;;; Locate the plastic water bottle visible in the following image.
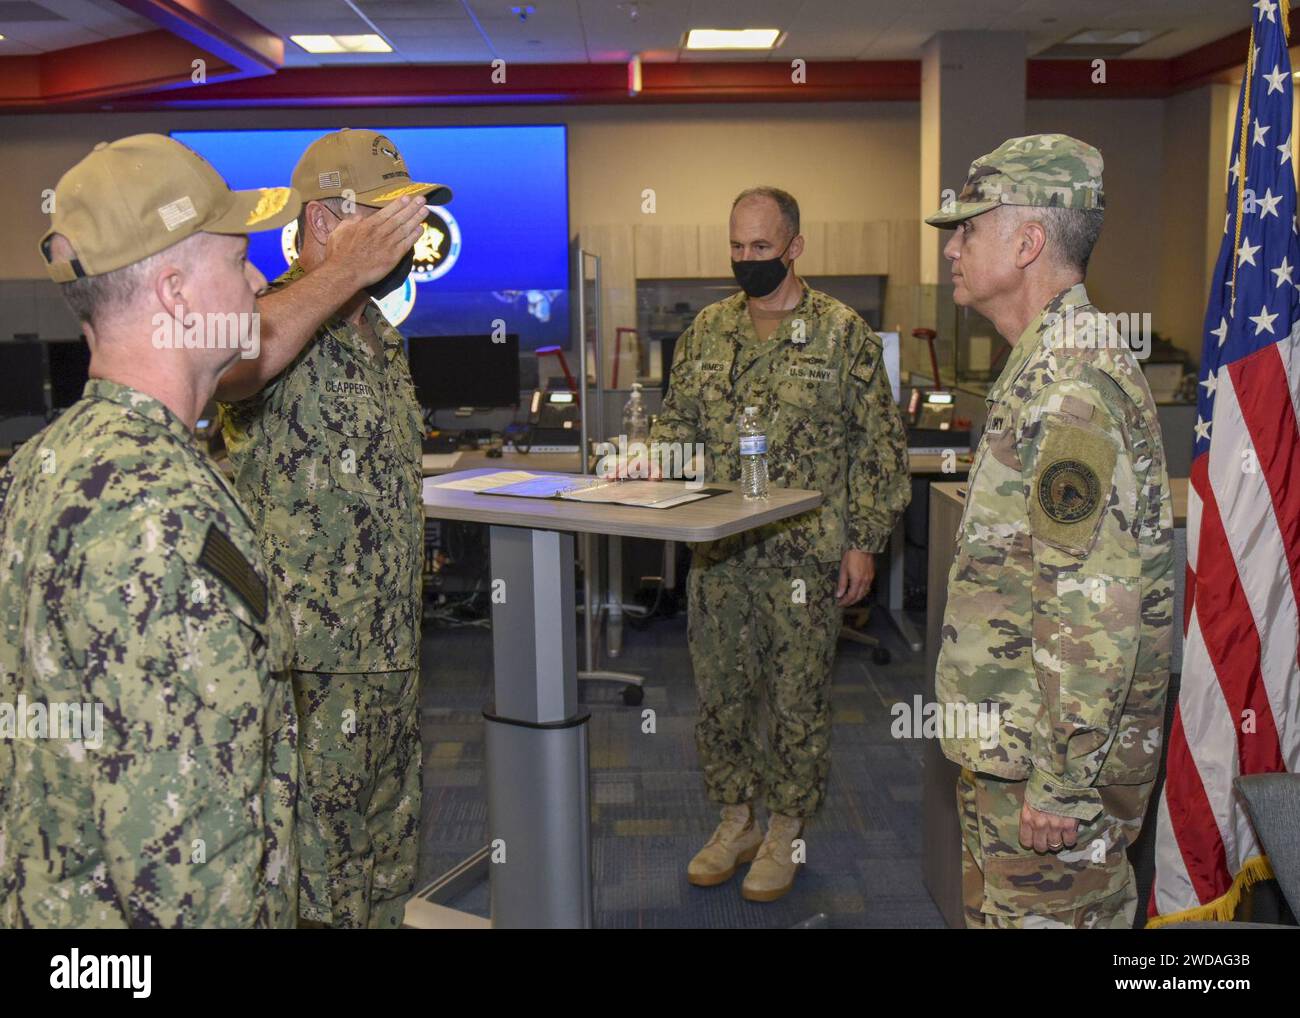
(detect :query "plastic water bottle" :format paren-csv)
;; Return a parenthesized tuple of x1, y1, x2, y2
(622, 382, 648, 444)
(739, 405, 769, 500)
(621, 382, 649, 480)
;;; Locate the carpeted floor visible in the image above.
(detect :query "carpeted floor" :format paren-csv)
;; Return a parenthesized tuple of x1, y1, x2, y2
(416, 603, 946, 929)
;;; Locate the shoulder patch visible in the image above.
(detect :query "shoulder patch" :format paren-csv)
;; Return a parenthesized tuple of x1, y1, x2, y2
(1038, 459, 1100, 523)
(198, 524, 268, 622)
(1028, 420, 1118, 555)
(849, 341, 880, 385)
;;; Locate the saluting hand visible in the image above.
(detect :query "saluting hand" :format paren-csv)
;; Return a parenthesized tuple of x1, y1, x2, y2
(325, 195, 430, 291)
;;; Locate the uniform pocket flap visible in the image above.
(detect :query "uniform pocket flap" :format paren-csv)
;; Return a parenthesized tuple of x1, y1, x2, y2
(982, 828, 1130, 916)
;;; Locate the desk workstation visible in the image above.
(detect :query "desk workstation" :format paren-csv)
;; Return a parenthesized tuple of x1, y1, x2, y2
(409, 467, 821, 928)
(404, 318, 978, 928)
(421, 444, 971, 677)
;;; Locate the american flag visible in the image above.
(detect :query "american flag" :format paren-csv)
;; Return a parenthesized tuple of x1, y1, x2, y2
(1150, 0, 1300, 925)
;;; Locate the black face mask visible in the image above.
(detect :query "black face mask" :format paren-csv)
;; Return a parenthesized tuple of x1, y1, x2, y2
(731, 236, 794, 298)
(366, 246, 415, 300)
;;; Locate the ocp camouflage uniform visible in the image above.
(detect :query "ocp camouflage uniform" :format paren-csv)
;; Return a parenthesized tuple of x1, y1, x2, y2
(935, 285, 1174, 928)
(652, 285, 910, 818)
(0, 380, 298, 928)
(219, 261, 425, 929)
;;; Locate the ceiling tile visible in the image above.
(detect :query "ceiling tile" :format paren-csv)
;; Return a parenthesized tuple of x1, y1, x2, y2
(0, 1, 1262, 64)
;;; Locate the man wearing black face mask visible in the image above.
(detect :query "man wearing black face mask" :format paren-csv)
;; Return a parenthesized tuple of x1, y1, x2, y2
(652, 187, 910, 902)
(216, 129, 450, 928)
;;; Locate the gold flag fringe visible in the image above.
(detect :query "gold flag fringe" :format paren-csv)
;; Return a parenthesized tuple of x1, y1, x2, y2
(1145, 854, 1276, 927)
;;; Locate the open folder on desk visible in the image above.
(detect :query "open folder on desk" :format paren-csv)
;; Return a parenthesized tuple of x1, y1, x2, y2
(427, 470, 541, 493)
(482, 474, 727, 509)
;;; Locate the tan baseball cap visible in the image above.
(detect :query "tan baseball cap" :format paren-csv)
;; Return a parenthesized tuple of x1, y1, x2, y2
(39, 133, 300, 283)
(291, 128, 451, 208)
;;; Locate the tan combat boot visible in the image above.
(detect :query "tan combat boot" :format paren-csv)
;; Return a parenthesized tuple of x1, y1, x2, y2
(741, 812, 804, 902)
(687, 803, 764, 887)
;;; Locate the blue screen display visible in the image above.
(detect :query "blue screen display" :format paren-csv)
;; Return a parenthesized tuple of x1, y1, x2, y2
(173, 126, 570, 349)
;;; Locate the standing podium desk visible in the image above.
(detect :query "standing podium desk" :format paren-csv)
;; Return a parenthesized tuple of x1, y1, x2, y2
(413, 468, 822, 929)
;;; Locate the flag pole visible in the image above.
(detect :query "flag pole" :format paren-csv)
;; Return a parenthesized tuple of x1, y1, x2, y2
(1231, 27, 1254, 303)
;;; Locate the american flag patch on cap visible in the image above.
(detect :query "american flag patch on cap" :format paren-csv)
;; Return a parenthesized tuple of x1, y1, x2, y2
(318, 170, 342, 190)
(157, 196, 197, 231)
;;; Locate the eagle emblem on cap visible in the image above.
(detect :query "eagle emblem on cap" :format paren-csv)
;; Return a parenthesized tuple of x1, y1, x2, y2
(246, 187, 292, 227)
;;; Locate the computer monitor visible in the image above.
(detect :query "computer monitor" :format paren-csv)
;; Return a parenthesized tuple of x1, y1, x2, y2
(46, 339, 91, 410)
(0, 342, 47, 418)
(407, 334, 521, 410)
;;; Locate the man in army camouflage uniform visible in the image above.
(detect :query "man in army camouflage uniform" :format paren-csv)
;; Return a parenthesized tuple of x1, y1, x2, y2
(652, 187, 910, 902)
(217, 129, 445, 928)
(0, 135, 301, 927)
(927, 135, 1174, 928)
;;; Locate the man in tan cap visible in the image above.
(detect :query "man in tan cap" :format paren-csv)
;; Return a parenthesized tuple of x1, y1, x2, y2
(217, 128, 449, 928)
(926, 134, 1173, 928)
(0, 134, 301, 927)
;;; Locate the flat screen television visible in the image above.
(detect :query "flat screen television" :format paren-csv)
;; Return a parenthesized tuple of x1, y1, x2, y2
(172, 126, 570, 350)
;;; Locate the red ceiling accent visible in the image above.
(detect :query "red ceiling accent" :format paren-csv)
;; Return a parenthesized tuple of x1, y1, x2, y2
(89, 60, 922, 109)
(639, 60, 921, 101)
(0, 30, 237, 107)
(0, 9, 1268, 111)
(0, 0, 279, 108)
(1169, 26, 1258, 91)
(1028, 9, 1291, 98)
(113, 0, 282, 72)
(1027, 59, 1176, 100)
